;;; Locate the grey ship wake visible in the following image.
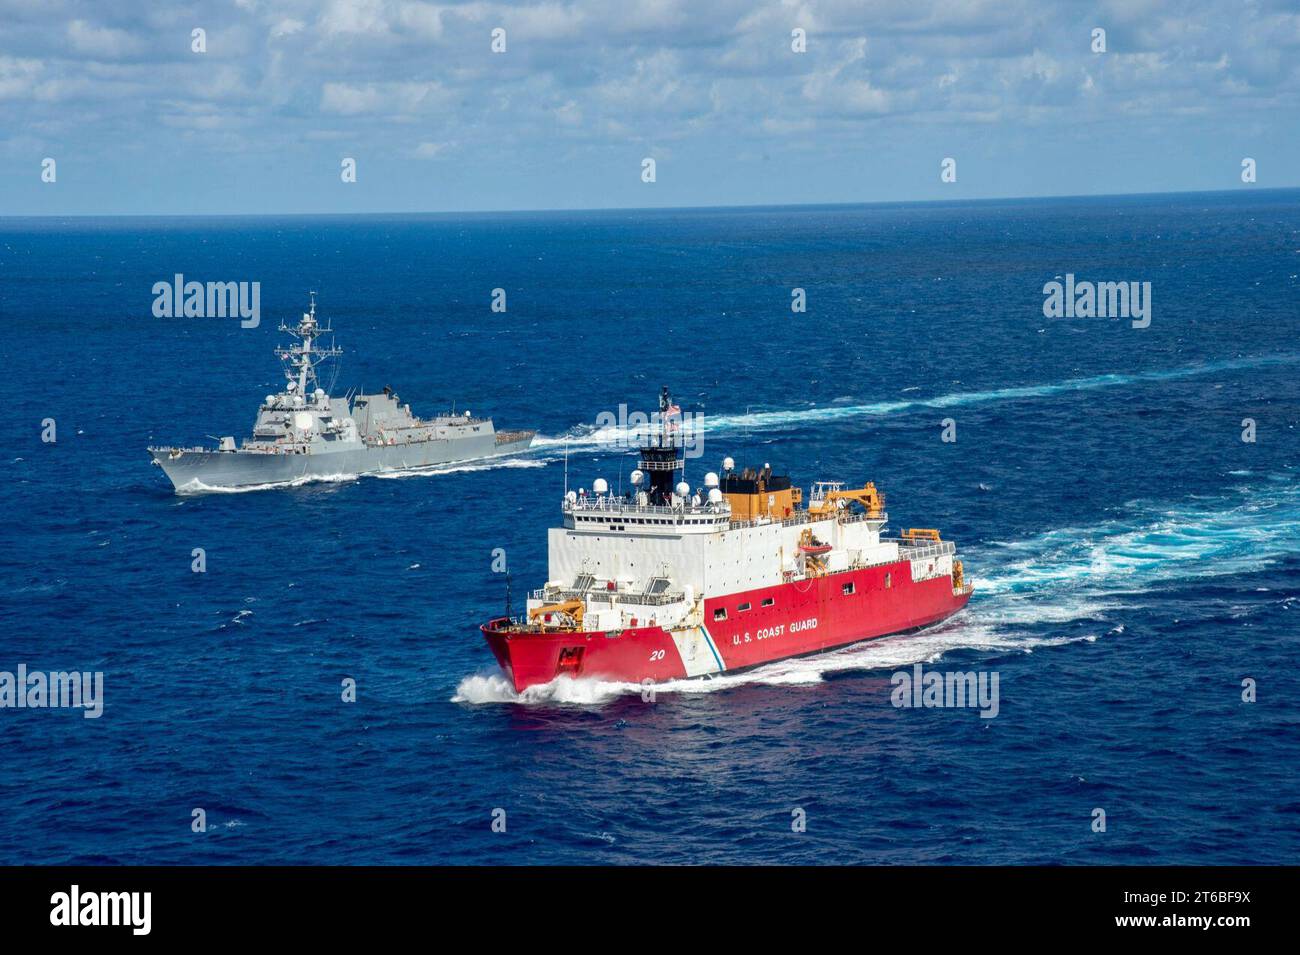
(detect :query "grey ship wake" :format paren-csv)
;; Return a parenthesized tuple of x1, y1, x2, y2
(150, 294, 535, 492)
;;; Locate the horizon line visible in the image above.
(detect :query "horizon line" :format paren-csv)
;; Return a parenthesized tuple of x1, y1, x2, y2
(3, 185, 1296, 222)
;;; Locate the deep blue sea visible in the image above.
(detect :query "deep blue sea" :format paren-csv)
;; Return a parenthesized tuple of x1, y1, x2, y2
(2, 191, 1298, 865)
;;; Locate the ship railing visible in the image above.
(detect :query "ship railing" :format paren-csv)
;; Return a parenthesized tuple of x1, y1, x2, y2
(882, 538, 957, 561)
(728, 510, 884, 531)
(563, 498, 731, 518)
(530, 588, 685, 607)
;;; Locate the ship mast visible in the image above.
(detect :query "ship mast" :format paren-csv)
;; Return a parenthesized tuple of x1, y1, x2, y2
(275, 292, 342, 399)
(638, 385, 684, 506)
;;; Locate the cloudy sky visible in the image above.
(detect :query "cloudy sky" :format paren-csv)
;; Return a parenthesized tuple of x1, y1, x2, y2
(2, 0, 1297, 214)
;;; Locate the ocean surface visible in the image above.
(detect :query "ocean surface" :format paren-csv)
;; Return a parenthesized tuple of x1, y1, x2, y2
(2, 191, 1298, 865)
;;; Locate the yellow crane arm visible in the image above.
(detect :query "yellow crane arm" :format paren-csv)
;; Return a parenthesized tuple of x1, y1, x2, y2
(528, 599, 585, 627)
(807, 482, 885, 518)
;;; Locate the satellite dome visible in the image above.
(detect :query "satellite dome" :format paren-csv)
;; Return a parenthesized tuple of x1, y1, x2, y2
(464, 410, 471, 418)
(293, 411, 313, 431)
(593, 478, 609, 495)
(704, 472, 719, 488)
(675, 481, 690, 497)
(265, 395, 274, 406)
(708, 488, 723, 504)
(314, 388, 325, 400)
(566, 490, 577, 503)
(722, 456, 735, 472)
(630, 469, 644, 486)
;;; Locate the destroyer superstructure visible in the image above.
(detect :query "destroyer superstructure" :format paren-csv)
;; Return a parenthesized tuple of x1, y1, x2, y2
(482, 387, 972, 691)
(150, 294, 534, 491)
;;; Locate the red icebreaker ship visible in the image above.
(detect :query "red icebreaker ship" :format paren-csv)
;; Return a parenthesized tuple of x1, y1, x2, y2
(482, 388, 973, 692)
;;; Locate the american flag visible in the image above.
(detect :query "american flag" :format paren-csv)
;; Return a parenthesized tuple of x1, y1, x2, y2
(665, 403, 681, 432)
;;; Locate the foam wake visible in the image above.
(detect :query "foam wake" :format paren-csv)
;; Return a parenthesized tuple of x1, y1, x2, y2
(530, 353, 1300, 453)
(175, 472, 361, 494)
(453, 475, 1300, 705)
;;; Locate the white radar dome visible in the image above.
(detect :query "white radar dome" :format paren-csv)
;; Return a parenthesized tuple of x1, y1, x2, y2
(566, 490, 577, 503)
(675, 481, 690, 497)
(704, 472, 719, 488)
(722, 456, 735, 472)
(630, 469, 644, 486)
(593, 478, 609, 495)
(293, 411, 313, 431)
(314, 388, 325, 401)
(708, 488, 723, 504)
(265, 395, 274, 406)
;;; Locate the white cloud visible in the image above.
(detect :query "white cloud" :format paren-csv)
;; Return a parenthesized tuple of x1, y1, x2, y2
(66, 19, 145, 59)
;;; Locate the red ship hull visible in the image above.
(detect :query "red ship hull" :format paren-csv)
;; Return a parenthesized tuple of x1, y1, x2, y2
(482, 557, 971, 692)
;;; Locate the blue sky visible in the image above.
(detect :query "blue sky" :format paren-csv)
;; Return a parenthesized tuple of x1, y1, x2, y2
(2, 0, 1297, 215)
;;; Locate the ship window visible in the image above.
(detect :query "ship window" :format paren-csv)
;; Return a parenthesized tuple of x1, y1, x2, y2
(713, 608, 727, 621)
(761, 597, 774, 607)
(738, 602, 751, 612)
(842, 582, 855, 596)
(884, 573, 892, 589)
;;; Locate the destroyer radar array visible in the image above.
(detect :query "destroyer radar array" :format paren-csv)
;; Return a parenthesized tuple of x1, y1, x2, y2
(149, 294, 535, 491)
(481, 386, 972, 691)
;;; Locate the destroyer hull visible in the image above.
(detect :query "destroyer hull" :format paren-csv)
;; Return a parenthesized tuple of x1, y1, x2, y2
(482, 557, 971, 692)
(152, 434, 534, 491)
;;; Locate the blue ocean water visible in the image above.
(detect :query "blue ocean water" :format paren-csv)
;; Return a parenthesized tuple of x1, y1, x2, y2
(2, 191, 1298, 865)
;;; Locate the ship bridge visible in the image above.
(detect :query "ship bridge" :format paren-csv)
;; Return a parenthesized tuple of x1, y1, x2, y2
(563, 494, 730, 534)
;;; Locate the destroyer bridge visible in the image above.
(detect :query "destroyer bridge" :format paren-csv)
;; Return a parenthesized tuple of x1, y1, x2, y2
(149, 292, 535, 491)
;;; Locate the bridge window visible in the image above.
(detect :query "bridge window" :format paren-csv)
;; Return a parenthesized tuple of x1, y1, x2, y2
(738, 602, 751, 612)
(884, 573, 892, 589)
(761, 597, 774, 607)
(713, 608, 727, 621)
(842, 582, 855, 595)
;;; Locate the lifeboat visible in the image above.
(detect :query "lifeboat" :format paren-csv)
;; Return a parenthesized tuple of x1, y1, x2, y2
(797, 529, 832, 555)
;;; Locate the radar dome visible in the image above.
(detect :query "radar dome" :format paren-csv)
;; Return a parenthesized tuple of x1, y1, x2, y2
(265, 395, 274, 406)
(704, 472, 719, 487)
(293, 411, 313, 431)
(593, 478, 609, 495)
(566, 490, 577, 503)
(314, 388, 325, 401)
(675, 481, 690, 497)
(722, 456, 735, 472)
(708, 488, 723, 504)
(630, 469, 644, 486)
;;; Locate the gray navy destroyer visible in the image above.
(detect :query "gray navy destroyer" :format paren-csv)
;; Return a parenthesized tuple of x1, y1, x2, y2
(150, 294, 535, 492)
